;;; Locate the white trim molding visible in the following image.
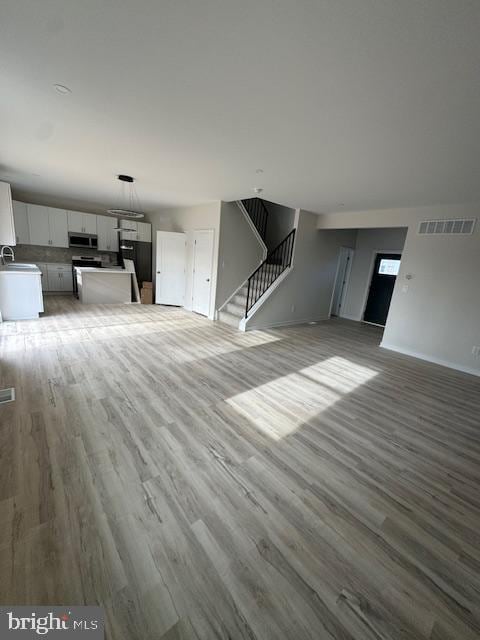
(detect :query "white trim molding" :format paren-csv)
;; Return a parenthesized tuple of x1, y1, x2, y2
(380, 341, 480, 378)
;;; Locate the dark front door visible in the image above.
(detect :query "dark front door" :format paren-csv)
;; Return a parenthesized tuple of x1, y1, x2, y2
(363, 253, 401, 326)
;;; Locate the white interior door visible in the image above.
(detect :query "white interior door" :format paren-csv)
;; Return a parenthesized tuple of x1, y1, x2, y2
(155, 231, 186, 306)
(192, 229, 214, 317)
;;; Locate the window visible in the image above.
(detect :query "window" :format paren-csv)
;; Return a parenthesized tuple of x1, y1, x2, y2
(378, 258, 400, 276)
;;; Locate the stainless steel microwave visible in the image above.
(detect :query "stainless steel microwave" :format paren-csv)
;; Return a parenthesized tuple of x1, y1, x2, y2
(68, 233, 98, 249)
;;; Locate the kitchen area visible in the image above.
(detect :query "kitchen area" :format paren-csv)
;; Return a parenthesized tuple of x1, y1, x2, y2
(0, 181, 152, 321)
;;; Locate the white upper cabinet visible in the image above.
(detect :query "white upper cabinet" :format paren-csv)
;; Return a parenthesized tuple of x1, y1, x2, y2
(28, 205, 68, 247)
(49, 209, 69, 247)
(67, 210, 97, 235)
(27, 205, 50, 246)
(137, 221, 152, 243)
(0, 182, 16, 246)
(97, 215, 119, 252)
(67, 210, 83, 234)
(12, 200, 30, 244)
(84, 212, 97, 234)
(118, 219, 151, 242)
(119, 219, 138, 241)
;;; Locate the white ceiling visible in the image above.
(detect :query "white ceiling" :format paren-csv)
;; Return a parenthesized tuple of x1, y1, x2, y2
(1, 1, 479, 215)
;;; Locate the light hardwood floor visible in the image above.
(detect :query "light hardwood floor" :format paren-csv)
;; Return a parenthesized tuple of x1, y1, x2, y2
(1, 296, 479, 639)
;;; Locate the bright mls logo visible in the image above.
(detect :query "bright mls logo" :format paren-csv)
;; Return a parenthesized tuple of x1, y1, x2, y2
(0, 607, 104, 638)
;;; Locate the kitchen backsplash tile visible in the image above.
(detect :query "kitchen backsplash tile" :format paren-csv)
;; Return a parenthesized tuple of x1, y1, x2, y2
(14, 244, 119, 264)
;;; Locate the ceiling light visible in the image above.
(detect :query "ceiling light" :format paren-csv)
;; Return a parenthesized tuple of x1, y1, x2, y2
(53, 84, 71, 94)
(253, 187, 264, 196)
(107, 174, 145, 219)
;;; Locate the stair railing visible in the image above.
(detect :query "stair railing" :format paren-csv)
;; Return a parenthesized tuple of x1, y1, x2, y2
(241, 198, 269, 241)
(245, 229, 296, 316)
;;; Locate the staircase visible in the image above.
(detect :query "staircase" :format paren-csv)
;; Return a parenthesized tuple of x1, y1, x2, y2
(218, 199, 296, 330)
(218, 263, 280, 328)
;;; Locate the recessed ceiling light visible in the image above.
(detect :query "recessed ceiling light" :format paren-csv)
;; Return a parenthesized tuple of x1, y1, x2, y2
(53, 84, 71, 94)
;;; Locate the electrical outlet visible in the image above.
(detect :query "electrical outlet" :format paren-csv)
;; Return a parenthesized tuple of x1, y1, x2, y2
(472, 346, 480, 358)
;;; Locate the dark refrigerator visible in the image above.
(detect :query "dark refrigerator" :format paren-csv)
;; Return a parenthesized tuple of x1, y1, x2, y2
(118, 241, 152, 287)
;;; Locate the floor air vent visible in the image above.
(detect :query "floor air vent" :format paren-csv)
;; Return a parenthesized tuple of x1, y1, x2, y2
(418, 218, 476, 236)
(0, 388, 15, 404)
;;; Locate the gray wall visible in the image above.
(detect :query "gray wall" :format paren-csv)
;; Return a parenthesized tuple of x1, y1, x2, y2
(318, 203, 480, 375)
(216, 201, 264, 309)
(246, 210, 357, 330)
(264, 200, 296, 251)
(384, 221, 480, 375)
(342, 227, 407, 320)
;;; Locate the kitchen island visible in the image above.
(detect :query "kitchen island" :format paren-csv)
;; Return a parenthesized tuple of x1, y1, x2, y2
(0, 263, 44, 320)
(75, 267, 131, 304)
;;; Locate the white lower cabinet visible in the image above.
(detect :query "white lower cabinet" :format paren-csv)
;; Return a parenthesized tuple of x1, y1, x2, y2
(43, 264, 73, 292)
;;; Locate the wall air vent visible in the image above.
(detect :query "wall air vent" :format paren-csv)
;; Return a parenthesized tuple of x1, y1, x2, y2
(418, 218, 476, 236)
(0, 388, 15, 404)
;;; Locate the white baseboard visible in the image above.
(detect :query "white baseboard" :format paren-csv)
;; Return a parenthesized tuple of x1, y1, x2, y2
(337, 313, 362, 322)
(380, 341, 480, 378)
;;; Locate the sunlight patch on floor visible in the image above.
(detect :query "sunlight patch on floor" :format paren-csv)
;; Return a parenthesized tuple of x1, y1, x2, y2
(0, 310, 282, 356)
(227, 356, 379, 440)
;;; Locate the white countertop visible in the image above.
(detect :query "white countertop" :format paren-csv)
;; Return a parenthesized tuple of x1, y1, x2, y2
(0, 263, 41, 275)
(75, 267, 128, 274)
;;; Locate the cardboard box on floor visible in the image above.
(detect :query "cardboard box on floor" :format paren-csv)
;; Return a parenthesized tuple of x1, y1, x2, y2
(141, 281, 153, 304)
(141, 289, 153, 304)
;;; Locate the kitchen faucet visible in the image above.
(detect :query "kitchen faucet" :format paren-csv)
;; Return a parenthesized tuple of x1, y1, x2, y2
(0, 246, 15, 265)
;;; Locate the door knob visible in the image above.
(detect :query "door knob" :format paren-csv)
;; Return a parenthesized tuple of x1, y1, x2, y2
(206, 278, 210, 282)
(157, 271, 161, 274)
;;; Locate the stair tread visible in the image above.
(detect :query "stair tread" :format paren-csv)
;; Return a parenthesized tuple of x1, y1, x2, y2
(218, 310, 241, 329)
(225, 302, 244, 317)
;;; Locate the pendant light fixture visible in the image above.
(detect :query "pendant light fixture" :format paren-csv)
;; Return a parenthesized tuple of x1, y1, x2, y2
(107, 174, 145, 219)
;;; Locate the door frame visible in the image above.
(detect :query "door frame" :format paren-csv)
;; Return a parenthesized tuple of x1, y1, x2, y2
(191, 228, 215, 317)
(361, 250, 402, 326)
(329, 247, 354, 318)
